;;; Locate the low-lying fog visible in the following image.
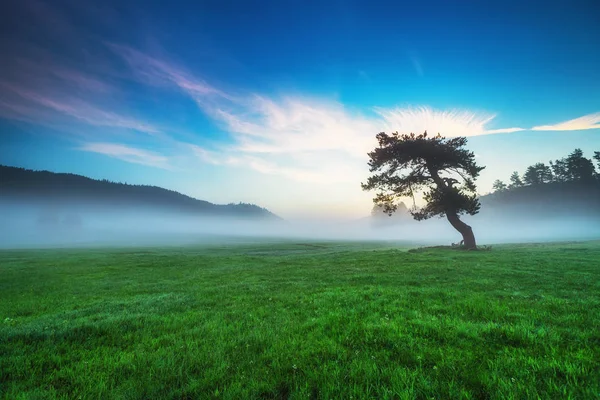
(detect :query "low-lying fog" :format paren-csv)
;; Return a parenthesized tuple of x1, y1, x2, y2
(1, 201, 599, 249)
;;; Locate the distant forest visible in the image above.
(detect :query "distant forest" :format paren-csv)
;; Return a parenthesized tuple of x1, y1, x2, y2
(491, 148, 600, 191)
(372, 148, 600, 221)
(0, 165, 279, 220)
(483, 148, 600, 217)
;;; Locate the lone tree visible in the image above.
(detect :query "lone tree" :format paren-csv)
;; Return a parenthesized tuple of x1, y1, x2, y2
(362, 131, 484, 249)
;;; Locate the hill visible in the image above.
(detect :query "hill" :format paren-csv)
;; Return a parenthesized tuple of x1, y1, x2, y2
(480, 181, 600, 218)
(0, 165, 279, 220)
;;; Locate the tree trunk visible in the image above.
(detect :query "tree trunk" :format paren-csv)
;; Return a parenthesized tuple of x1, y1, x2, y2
(424, 165, 478, 249)
(446, 212, 477, 249)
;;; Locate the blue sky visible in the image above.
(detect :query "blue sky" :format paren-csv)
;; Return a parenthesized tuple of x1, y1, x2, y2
(1, 0, 599, 218)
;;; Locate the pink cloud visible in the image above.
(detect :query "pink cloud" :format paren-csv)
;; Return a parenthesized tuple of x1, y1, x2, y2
(50, 68, 113, 93)
(0, 81, 159, 135)
(107, 44, 232, 101)
(9, 57, 114, 94)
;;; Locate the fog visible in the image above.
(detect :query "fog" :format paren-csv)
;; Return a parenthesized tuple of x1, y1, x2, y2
(1, 200, 599, 249)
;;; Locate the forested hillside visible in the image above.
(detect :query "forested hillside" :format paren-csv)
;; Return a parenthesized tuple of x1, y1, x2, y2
(0, 165, 279, 220)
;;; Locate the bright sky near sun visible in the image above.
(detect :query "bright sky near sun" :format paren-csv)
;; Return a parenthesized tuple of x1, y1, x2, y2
(1, 0, 599, 219)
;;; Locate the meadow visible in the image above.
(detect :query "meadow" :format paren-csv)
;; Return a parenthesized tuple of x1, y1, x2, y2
(1, 240, 599, 399)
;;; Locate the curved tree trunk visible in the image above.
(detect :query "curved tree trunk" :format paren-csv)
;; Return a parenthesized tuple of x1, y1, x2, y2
(446, 212, 477, 249)
(424, 166, 478, 249)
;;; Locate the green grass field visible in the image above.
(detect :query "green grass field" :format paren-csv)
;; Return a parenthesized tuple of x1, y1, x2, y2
(1, 240, 599, 399)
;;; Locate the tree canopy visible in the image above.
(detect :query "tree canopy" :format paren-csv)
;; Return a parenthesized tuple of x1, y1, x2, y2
(509, 171, 524, 188)
(564, 149, 596, 182)
(492, 179, 508, 192)
(523, 163, 553, 185)
(362, 131, 484, 249)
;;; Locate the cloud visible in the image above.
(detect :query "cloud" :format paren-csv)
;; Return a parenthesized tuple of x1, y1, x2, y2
(531, 112, 600, 131)
(483, 127, 525, 134)
(50, 67, 114, 93)
(107, 44, 230, 103)
(215, 97, 379, 153)
(375, 106, 495, 137)
(109, 48, 536, 183)
(10, 57, 114, 94)
(409, 56, 424, 77)
(0, 29, 156, 137)
(193, 100, 503, 183)
(79, 143, 172, 169)
(188, 144, 242, 166)
(0, 99, 55, 124)
(8, 40, 596, 184)
(358, 70, 371, 81)
(188, 143, 334, 182)
(0, 81, 159, 135)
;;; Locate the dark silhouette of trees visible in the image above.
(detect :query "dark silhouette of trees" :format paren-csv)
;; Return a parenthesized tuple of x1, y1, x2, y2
(549, 159, 569, 182)
(493, 149, 600, 191)
(492, 180, 507, 192)
(509, 171, 524, 188)
(362, 131, 484, 249)
(564, 149, 595, 182)
(0, 165, 278, 220)
(493, 148, 599, 194)
(523, 163, 553, 185)
(485, 149, 599, 219)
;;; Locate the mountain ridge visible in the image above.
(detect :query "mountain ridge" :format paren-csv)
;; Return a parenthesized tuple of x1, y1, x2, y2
(0, 165, 280, 220)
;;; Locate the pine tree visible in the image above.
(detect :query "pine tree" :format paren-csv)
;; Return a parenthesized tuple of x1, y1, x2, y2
(362, 131, 484, 249)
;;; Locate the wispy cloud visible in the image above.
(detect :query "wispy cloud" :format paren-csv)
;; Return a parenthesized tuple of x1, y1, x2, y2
(193, 98, 598, 183)
(532, 112, 600, 131)
(358, 70, 371, 82)
(0, 7, 157, 138)
(0, 99, 56, 125)
(50, 67, 114, 93)
(112, 48, 564, 183)
(409, 56, 424, 77)
(214, 97, 379, 153)
(483, 127, 525, 134)
(5, 35, 598, 182)
(107, 44, 230, 103)
(79, 143, 172, 169)
(375, 106, 494, 137)
(0, 81, 159, 135)
(190, 144, 338, 183)
(190, 99, 504, 182)
(10, 57, 115, 94)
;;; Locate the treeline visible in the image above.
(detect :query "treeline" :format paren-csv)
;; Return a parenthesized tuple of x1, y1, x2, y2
(0, 165, 278, 219)
(492, 149, 600, 192)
